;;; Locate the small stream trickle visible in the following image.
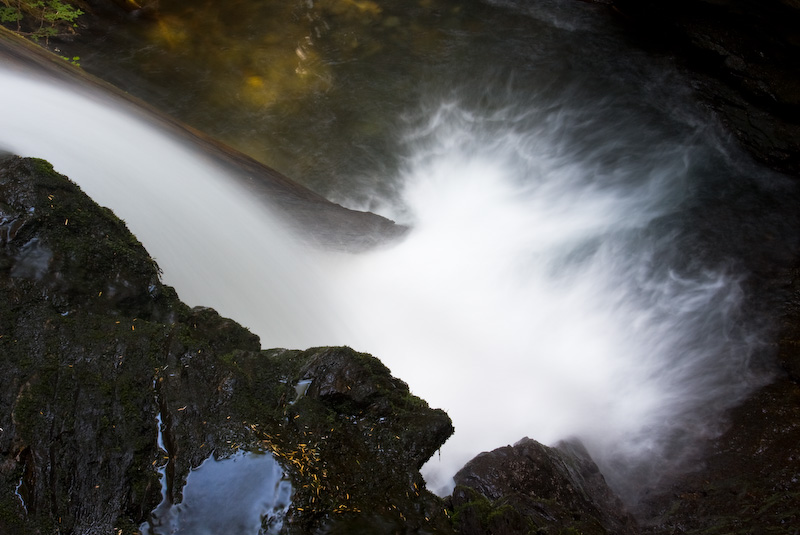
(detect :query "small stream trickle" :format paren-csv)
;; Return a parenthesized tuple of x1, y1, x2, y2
(14, 477, 27, 514)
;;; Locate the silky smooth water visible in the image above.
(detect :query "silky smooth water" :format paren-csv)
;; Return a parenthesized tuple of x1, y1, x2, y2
(2, 0, 797, 506)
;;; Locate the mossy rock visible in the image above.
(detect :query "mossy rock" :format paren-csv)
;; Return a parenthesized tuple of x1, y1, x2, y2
(0, 155, 455, 534)
(448, 438, 638, 535)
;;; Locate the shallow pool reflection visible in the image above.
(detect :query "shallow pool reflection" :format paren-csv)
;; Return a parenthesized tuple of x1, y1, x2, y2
(142, 451, 292, 535)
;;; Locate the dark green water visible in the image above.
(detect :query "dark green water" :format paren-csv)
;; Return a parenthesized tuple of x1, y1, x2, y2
(73, 0, 489, 202)
(71, 0, 700, 208)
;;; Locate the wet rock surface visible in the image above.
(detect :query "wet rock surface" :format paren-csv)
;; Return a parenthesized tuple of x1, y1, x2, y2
(0, 155, 451, 534)
(635, 379, 800, 534)
(449, 438, 638, 535)
(633, 265, 800, 535)
(610, 0, 800, 177)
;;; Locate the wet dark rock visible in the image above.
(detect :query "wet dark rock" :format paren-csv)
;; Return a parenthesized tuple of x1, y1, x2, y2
(632, 261, 800, 533)
(610, 0, 800, 177)
(298, 347, 454, 471)
(449, 437, 638, 535)
(635, 378, 800, 534)
(0, 156, 176, 534)
(778, 267, 800, 382)
(0, 155, 452, 534)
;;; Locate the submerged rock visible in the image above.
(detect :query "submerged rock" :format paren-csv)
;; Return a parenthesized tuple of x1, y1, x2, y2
(0, 155, 452, 534)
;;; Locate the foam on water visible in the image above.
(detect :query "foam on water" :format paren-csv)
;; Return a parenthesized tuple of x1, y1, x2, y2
(322, 98, 765, 497)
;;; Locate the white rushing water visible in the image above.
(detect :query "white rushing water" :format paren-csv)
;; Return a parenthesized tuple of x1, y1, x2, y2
(0, 36, 769, 507)
(326, 97, 765, 497)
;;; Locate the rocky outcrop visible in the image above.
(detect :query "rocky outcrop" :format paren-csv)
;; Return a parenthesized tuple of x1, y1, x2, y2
(610, 0, 800, 177)
(0, 155, 451, 534)
(448, 438, 638, 535)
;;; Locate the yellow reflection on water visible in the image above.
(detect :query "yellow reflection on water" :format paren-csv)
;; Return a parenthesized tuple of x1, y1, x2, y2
(134, 0, 472, 182)
(146, 1, 343, 110)
(153, 15, 189, 49)
(322, 0, 382, 18)
(238, 42, 333, 109)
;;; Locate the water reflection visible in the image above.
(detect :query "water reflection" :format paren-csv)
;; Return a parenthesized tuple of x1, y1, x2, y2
(77, 0, 475, 198)
(142, 452, 292, 535)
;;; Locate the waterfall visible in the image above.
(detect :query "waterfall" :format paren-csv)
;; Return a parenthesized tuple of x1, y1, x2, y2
(0, 67, 344, 347)
(322, 95, 772, 498)
(0, 18, 785, 503)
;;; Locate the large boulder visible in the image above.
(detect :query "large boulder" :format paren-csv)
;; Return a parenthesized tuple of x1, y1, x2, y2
(0, 155, 452, 534)
(448, 437, 638, 535)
